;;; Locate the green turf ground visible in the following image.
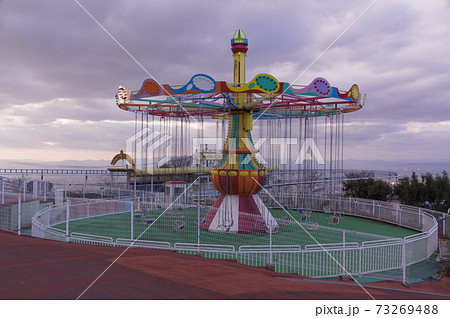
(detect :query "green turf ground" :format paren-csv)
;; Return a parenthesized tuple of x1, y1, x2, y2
(54, 208, 418, 249)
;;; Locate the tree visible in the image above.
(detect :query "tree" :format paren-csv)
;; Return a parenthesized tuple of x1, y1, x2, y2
(343, 178, 392, 201)
(422, 173, 437, 209)
(394, 171, 450, 213)
(394, 176, 412, 205)
(434, 171, 450, 212)
(393, 172, 426, 206)
(159, 155, 193, 168)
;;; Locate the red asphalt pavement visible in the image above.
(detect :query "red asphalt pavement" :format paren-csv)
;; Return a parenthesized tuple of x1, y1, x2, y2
(1, 230, 449, 300)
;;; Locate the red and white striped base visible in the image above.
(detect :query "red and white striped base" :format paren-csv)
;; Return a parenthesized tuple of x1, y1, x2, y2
(200, 194, 279, 234)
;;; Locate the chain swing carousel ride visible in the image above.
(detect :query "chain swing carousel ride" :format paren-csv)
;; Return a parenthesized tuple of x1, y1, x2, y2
(115, 30, 364, 237)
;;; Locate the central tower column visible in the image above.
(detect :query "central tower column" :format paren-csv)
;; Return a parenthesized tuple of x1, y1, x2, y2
(200, 30, 279, 234)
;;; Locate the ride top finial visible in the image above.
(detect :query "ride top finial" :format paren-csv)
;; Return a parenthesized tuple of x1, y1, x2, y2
(231, 29, 248, 53)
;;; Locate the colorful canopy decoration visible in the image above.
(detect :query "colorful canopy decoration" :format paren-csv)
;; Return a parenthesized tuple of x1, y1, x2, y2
(116, 73, 365, 119)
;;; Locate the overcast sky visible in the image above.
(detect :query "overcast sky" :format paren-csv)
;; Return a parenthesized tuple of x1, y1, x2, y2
(1, 0, 450, 165)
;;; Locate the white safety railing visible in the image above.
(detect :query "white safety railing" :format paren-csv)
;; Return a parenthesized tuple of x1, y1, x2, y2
(31, 196, 439, 284)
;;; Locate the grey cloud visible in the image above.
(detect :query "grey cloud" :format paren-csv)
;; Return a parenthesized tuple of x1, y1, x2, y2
(1, 0, 450, 162)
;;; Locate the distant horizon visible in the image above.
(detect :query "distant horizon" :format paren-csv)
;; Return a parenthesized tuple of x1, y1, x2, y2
(1, 158, 449, 176)
(3, 157, 450, 164)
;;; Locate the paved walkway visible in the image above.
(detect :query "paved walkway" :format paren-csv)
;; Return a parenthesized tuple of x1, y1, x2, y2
(1, 230, 449, 300)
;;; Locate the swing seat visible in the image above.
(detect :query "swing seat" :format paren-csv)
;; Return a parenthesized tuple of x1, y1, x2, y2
(146, 218, 154, 225)
(173, 223, 185, 231)
(166, 209, 177, 216)
(329, 216, 340, 225)
(307, 222, 319, 230)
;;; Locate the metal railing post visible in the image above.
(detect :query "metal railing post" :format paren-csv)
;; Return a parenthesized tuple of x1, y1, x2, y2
(419, 208, 422, 230)
(301, 250, 304, 276)
(342, 230, 346, 275)
(402, 238, 406, 285)
(197, 205, 200, 254)
(358, 246, 362, 276)
(18, 194, 21, 236)
(269, 223, 273, 265)
(131, 201, 134, 240)
(66, 200, 70, 242)
(134, 173, 137, 201)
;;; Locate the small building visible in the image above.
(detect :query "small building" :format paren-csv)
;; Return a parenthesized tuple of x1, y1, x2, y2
(165, 181, 187, 204)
